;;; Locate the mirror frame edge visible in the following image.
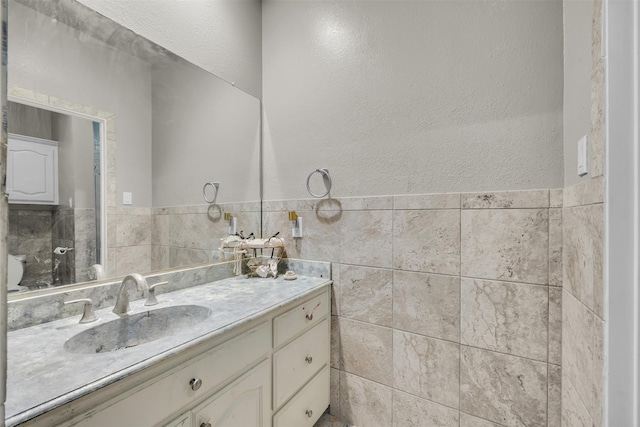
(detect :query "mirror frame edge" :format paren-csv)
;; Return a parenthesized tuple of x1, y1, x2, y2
(1, 0, 9, 420)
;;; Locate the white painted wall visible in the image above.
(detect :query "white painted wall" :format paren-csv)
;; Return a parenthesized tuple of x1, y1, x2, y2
(262, 0, 564, 199)
(52, 114, 95, 209)
(9, 1, 154, 206)
(151, 58, 261, 206)
(53, 114, 77, 209)
(564, 0, 593, 187)
(1, 0, 8, 419)
(76, 0, 262, 98)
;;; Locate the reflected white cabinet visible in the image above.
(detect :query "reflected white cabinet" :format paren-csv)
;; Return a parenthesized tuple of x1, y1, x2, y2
(7, 133, 59, 205)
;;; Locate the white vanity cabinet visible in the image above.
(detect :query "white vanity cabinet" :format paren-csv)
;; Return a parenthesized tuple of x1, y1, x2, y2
(68, 321, 272, 427)
(23, 286, 331, 427)
(7, 133, 59, 205)
(272, 291, 331, 426)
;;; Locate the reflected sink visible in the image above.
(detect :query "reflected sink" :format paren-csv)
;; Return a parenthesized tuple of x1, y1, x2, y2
(64, 305, 212, 354)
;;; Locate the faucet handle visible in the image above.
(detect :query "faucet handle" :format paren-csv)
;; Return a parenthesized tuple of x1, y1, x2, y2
(64, 298, 98, 324)
(145, 281, 168, 306)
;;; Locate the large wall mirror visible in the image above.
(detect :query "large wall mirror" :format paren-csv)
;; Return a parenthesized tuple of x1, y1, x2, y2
(7, 0, 262, 297)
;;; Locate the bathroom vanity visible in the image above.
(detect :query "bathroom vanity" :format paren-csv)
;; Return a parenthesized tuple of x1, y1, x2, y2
(5, 271, 331, 427)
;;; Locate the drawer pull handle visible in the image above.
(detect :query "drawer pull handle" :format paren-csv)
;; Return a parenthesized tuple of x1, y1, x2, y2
(190, 378, 203, 391)
(305, 313, 313, 321)
(200, 423, 212, 427)
(306, 409, 313, 418)
(305, 356, 313, 364)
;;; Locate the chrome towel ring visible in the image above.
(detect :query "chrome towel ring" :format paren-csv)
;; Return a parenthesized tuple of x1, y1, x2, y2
(203, 182, 220, 204)
(306, 168, 332, 198)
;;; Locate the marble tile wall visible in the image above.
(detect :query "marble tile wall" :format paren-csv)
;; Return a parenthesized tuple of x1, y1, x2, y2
(149, 202, 261, 273)
(51, 207, 75, 285)
(72, 208, 97, 283)
(561, 179, 604, 427)
(263, 189, 562, 427)
(93, 200, 261, 279)
(10, 205, 98, 288)
(107, 206, 153, 277)
(8, 206, 54, 288)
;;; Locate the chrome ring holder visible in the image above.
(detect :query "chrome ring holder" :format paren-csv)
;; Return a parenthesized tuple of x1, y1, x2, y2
(202, 182, 220, 204)
(306, 168, 332, 198)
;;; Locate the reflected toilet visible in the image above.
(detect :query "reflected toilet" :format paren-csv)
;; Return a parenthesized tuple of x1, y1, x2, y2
(8, 254, 27, 292)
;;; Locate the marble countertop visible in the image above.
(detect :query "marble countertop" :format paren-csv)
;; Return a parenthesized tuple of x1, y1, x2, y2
(6, 274, 331, 426)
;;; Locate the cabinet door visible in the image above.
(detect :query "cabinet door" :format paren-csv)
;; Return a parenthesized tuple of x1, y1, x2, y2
(7, 134, 59, 204)
(192, 360, 270, 427)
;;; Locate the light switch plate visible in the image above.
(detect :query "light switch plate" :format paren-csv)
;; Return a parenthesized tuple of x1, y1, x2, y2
(123, 192, 133, 205)
(578, 135, 588, 177)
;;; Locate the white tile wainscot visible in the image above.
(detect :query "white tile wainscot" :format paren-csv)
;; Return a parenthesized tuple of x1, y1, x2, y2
(6, 273, 331, 427)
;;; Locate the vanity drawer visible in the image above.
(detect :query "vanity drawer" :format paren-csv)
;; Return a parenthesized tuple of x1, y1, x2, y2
(273, 366, 330, 427)
(71, 322, 270, 427)
(273, 318, 329, 409)
(273, 290, 329, 348)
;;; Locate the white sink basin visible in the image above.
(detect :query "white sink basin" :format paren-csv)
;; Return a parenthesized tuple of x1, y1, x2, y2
(64, 305, 212, 354)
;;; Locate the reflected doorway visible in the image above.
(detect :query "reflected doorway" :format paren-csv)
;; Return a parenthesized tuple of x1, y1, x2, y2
(7, 101, 102, 289)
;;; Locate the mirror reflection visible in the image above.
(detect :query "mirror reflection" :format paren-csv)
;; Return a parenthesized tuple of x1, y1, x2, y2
(8, 102, 102, 290)
(7, 0, 261, 295)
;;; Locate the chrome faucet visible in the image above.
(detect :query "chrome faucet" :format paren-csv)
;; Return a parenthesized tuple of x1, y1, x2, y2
(113, 273, 149, 315)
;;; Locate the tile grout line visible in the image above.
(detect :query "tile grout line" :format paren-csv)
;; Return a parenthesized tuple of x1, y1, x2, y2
(345, 370, 460, 413)
(342, 313, 553, 365)
(562, 285, 605, 321)
(336, 204, 343, 421)
(390, 205, 395, 426)
(458, 409, 511, 427)
(459, 203, 462, 426)
(340, 261, 552, 288)
(546, 202, 551, 427)
(562, 370, 595, 424)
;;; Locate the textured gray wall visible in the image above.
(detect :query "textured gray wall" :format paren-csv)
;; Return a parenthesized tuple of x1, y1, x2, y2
(76, 0, 263, 98)
(151, 58, 261, 206)
(262, 1, 564, 199)
(7, 102, 53, 140)
(52, 114, 95, 210)
(563, 0, 594, 187)
(9, 1, 153, 206)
